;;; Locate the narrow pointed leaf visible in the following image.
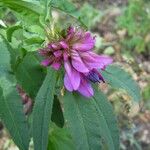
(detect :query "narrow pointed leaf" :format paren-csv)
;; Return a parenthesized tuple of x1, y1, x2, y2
(93, 87, 119, 150)
(0, 35, 11, 70)
(62, 92, 102, 150)
(0, 70, 30, 150)
(33, 68, 57, 150)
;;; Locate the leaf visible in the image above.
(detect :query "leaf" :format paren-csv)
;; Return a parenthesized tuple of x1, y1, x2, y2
(50, 0, 78, 15)
(33, 68, 57, 150)
(0, 35, 11, 70)
(47, 123, 75, 150)
(93, 87, 119, 150)
(0, 32, 20, 72)
(6, 24, 22, 42)
(0, 69, 30, 150)
(62, 91, 119, 150)
(0, 0, 44, 25)
(22, 36, 44, 52)
(15, 53, 45, 98)
(40, 0, 52, 22)
(101, 65, 141, 102)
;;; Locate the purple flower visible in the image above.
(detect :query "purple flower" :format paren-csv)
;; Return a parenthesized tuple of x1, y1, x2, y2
(39, 27, 113, 97)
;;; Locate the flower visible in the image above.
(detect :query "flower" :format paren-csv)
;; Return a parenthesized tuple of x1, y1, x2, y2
(39, 27, 112, 97)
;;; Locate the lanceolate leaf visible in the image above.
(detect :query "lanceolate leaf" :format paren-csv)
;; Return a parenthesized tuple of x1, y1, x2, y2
(0, 35, 11, 70)
(62, 90, 119, 150)
(62, 92, 102, 150)
(33, 68, 57, 150)
(0, 35, 18, 72)
(0, 69, 30, 150)
(93, 87, 119, 150)
(101, 65, 141, 102)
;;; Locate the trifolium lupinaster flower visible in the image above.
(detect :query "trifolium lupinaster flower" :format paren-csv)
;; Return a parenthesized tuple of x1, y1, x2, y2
(39, 26, 113, 97)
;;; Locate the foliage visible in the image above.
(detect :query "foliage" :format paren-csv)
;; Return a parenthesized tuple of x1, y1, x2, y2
(117, 0, 150, 53)
(0, 0, 141, 150)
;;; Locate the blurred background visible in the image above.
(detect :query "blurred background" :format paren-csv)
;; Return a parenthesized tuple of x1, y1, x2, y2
(0, 0, 150, 149)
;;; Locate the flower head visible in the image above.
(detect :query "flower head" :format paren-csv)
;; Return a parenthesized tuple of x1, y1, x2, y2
(39, 27, 113, 97)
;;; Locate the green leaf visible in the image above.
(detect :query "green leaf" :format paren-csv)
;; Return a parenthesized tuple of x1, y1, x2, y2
(0, 0, 44, 25)
(40, 0, 52, 22)
(62, 91, 119, 150)
(0, 35, 11, 70)
(50, 0, 78, 15)
(93, 87, 119, 150)
(0, 69, 30, 150)
(6, 24, 22, 42)
(22, 36, 44, 52)
(15, 53, 45, 98)
(33, 68, 57, 150)
(48, 123, 75, 150)
(101, 65, 141, 102)
(0, 29, 21, 72)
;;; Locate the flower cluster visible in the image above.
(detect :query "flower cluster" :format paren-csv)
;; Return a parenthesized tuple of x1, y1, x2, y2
(39, 27, 112, 97)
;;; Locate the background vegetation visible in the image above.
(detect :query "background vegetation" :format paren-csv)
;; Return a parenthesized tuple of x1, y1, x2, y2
(0, 0, 150, 150)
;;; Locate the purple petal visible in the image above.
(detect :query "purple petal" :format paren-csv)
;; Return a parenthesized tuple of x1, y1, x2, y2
(71, 50, 89, 73)
(64, 61, 81, 90)
(51, 43, 61, 50)
(77, 77, 94, 97)
(60, 41, 69, 49)
(66, 27, 75, 41)
(64, 73, 73, 91)
(63, 52, 69, 61)
(51, 61, 61, 70)
(53, 50, 62, 57)
(67, 26, 75, 35)
(72, 32, 95, 51)
(87, 69, 105, 83)
(41, 59, 52, 66)
(81, 52, 113, 70)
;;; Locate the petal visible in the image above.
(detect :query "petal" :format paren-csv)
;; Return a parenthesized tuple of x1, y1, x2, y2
(71, 50, 89, 73)
(41, 59, 52, 66)
(77, 77, 94, 97)
(53, 50, 62, 57)
(66, 26, 75, 41)
(60, 41, 69, 49)
(64, 61, 81, 90)
(51, 61, 61, 70)
(51, 43, 61, 50)
(64, 73, 73, 91)
(72, 32, 95, 51)
(67, 26, 75, 35)
(87, 69, 105, 83)
(63, 51, 69, 61)
(81, 52, 113, 69)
